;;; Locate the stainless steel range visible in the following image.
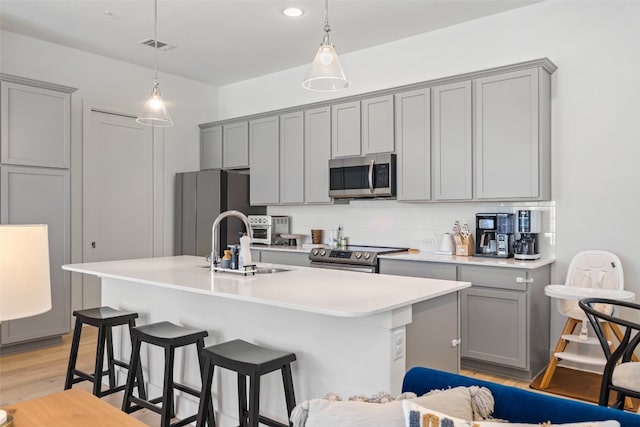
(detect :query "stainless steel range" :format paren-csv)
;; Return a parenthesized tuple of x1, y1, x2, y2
(309, 245, 408, 273)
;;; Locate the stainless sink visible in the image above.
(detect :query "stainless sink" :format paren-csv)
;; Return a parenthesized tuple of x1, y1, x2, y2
(254, 267, 291, 274)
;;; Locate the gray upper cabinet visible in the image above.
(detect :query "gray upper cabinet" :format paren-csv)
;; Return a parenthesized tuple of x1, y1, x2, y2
(279, 111, 305, 204)
(432, 81, 473, 200)
(1, 166, 71, 346)
(201, 126, 223, 170)
(1, 80, 72, 169)
(331, 101, 361, 158)
(362, 94, 394, 154)
(249, 116, 279, 205)
(304, 106, 332, 204)
(223, 121, 249, 169)
(198, 59, 555, 204)
(395, 88, 431, 201)
(474, 67, 551, 200)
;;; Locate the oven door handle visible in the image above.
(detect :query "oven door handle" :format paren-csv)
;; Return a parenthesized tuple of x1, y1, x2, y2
(310, 261, 377, 273)
(368, 159, 375, 193)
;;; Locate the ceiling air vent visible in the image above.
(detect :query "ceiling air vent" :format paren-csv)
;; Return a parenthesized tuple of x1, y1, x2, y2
(139, 38, 176, 51)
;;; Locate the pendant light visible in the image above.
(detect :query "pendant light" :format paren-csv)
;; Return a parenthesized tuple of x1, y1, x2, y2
(302, 0, 350, 92)
(136, 0, 173, 127)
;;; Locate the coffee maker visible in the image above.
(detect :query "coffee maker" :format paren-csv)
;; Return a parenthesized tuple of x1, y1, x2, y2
(514, 210, 541, 260)
(474, 213, 514, 258)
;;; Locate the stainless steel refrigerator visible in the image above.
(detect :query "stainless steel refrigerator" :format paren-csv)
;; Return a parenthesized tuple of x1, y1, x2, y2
(174, 170, 265, 256)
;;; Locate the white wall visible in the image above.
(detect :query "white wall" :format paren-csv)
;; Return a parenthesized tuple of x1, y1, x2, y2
(217, 0, 640, 355)
(0, 30, 218, 311)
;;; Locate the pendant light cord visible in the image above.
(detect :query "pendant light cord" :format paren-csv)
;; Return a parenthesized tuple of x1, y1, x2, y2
(153, 0, 158, 82)
(323, 0, 331, 44)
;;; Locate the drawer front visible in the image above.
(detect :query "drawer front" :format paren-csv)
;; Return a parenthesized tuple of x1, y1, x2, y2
(459, 265, 528, 290)
(379, 259, 457, 280)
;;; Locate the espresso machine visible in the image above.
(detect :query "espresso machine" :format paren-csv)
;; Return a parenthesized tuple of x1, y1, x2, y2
(514, 210, 542, 260)
(474, 213, 514, 258)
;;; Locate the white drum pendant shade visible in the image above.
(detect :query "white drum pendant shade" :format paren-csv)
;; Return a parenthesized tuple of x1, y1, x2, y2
(0, 224, 52, 321)
(303, 44, 350, 92)
(136, 82, 173, 127)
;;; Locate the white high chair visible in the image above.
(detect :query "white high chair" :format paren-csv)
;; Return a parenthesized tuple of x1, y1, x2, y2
(539, 250, 635, 389)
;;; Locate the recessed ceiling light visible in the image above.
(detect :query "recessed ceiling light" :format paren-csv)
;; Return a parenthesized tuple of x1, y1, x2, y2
(283, 7, 304, 17)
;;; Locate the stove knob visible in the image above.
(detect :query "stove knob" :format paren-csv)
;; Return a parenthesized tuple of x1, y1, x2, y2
(312, 249, 319, 256)
(320, 249, 326, 256)
(363, 252, 371, 260)
(355, 252, 362, 259)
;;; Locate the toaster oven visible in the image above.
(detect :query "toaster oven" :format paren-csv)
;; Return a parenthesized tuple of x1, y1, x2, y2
(248, 215, 290, 245)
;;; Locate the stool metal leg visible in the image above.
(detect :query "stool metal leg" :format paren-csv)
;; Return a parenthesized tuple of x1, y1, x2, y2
(64, 318, 83, 390)
(196, 360, 215, 427)
(161, 346, 175, 427)
(122, 335, 143, 413)
(93, 324, 108, 396)
(196, 339, 216, 427)
(248, 373, 261, 427)
(105, 326, 117, 391)
(281, 365, 296, 425)
(129, 319, 147, 401)
(238, 373, 247, 427)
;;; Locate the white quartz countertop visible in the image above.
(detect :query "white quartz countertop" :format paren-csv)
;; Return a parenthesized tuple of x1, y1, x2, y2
(378, 252, 555, 269)
(63, 256, 470, 318)
(251, 245, 554, 269)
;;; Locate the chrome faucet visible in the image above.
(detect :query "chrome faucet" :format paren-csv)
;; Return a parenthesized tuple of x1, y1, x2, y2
(211, 210, 252, 270)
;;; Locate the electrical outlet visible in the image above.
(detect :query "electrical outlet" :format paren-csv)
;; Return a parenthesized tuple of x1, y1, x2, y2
(393, 329, 405, 360)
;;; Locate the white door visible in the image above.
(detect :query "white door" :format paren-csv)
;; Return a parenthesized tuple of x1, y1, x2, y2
(83, 110, 155, 307)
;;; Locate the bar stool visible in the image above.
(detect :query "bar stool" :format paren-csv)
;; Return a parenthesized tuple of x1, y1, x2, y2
(122, 321, 215, 427)
(64, 306, 146, 399)
(196, 339, 297, 427)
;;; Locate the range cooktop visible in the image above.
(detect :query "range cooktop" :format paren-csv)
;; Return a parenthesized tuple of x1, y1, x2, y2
(308, 245, 408, 266)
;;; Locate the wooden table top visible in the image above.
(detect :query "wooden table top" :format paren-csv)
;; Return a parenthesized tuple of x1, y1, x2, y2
(1, 389, 147, 426)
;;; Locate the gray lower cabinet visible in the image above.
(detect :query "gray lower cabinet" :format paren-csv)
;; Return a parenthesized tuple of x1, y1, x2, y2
(304, 106, 331, 204)
(0, 166, 71, 349)
(257, 250, 310, 267)
(459, 264, 550, 380)
(249, 116, 280, 205)
(331, 101, 361, 158)
(473, 67, 551, 200)
(362, 94, 394, 154)
(223, 121, 249, 169)
(201, 125, 222, 170)
(394, 88, 431, 201)
(432, 81, 472, 200)
(279, 111, 304, 204)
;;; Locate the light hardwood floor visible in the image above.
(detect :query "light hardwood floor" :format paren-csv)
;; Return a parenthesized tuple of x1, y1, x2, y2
(0, 328, 533, 425)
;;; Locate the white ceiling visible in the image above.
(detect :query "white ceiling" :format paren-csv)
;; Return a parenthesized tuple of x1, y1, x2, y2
(0, 0, 541, 86)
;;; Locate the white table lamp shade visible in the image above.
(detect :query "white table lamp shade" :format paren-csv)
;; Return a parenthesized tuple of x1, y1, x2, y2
(0, 224, 52, 321)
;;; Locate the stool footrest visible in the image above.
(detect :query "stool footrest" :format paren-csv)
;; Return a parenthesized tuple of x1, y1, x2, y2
(173, 382, 202, 399)
(126, 395, 162, 415)
(259, 414, 290, 427)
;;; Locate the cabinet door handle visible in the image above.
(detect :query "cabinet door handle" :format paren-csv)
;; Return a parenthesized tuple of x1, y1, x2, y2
(451, 338, 462, 347)
(516, 277, 534, 284)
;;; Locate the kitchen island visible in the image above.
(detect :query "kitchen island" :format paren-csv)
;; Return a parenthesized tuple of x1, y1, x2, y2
(63, 256, 470, 427)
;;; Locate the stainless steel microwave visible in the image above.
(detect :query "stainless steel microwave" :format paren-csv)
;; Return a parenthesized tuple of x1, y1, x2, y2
(329, 153, 396, 199)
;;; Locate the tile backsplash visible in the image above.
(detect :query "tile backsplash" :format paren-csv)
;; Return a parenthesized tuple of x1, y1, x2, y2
(268, 200, 556, 259)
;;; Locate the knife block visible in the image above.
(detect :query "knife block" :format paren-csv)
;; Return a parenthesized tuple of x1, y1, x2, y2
(456, 235, 474, 256)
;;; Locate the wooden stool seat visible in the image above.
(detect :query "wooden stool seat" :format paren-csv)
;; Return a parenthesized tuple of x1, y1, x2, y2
(122, 321, 214, 427)
(196, 339, 296, 427)
(64, 306, 145, 399)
